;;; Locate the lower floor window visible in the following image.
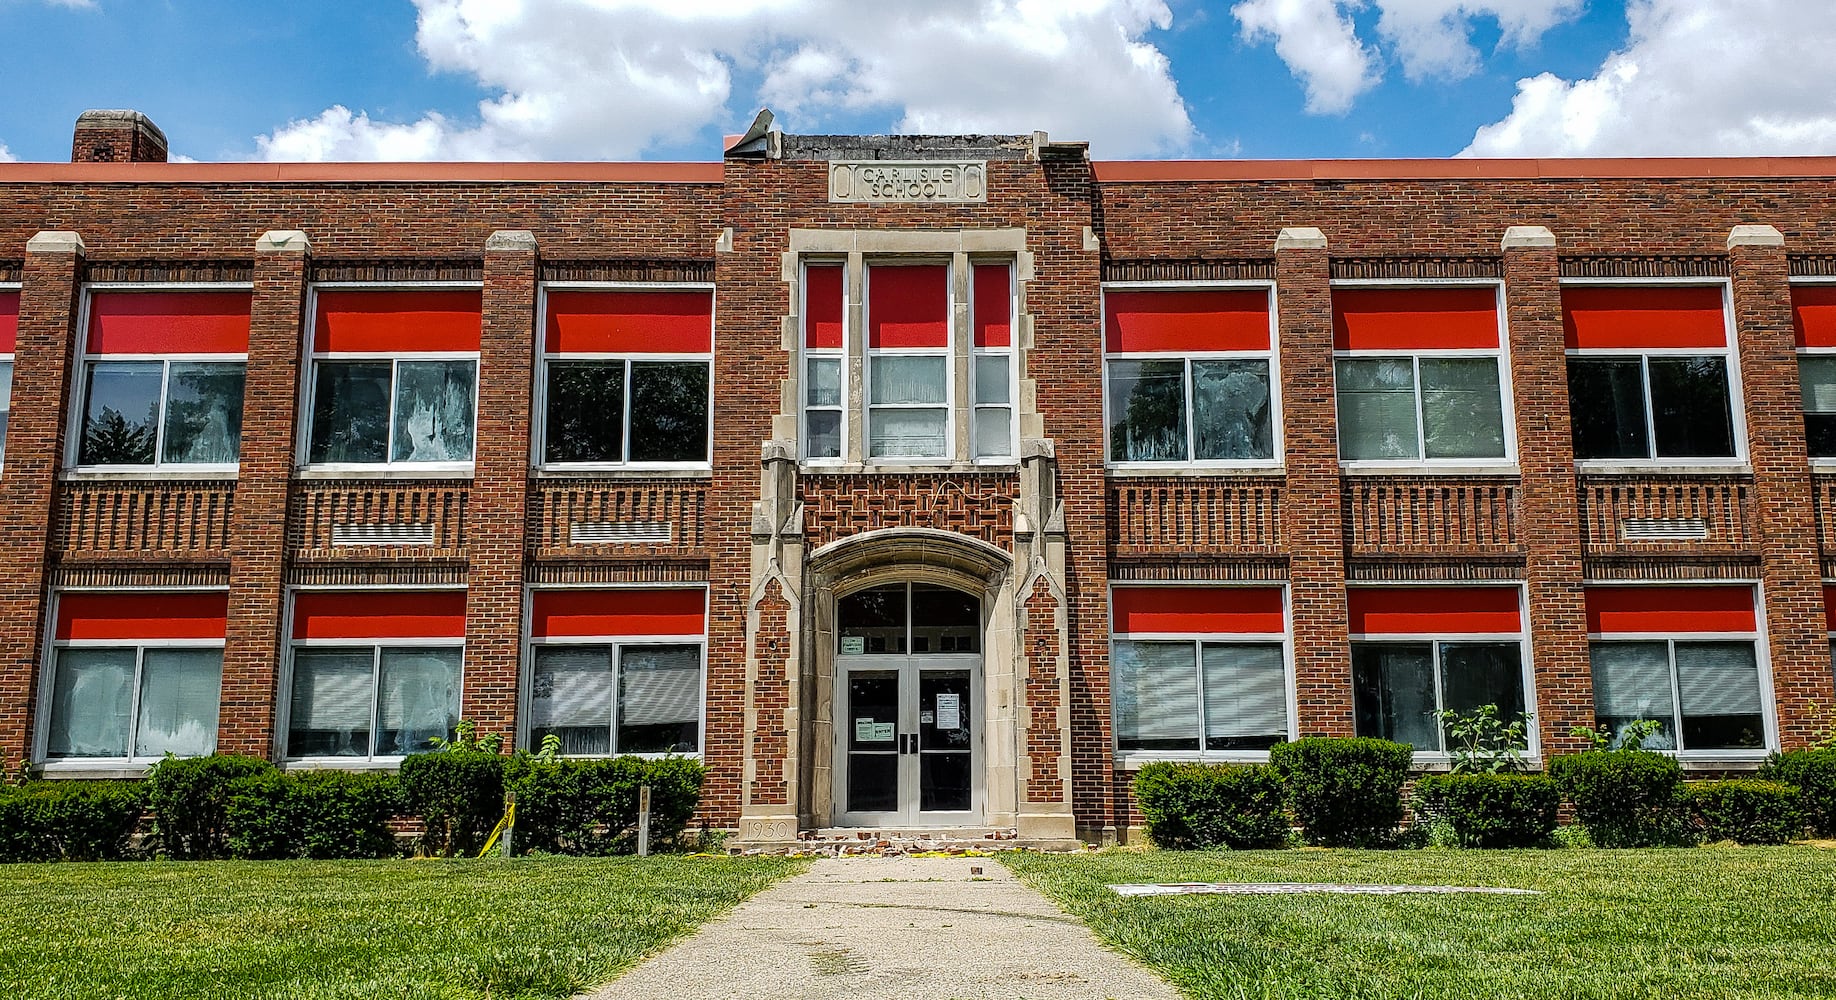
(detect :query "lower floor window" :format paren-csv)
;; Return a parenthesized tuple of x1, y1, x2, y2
(1352, 641, 1526, 752)
(1591, 640, 1765, 751)
(1112, 639, 1288, 752)
(530, 643, 703, 755)
(45, 646, 221, 759)
(287, 646, 461, 758)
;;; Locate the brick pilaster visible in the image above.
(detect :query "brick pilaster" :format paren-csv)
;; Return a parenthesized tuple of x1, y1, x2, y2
(1276, 228, 1353, 735)
(0, 232, 84, 768)
(461, 231, 537, 740)
(218, 230, 310, 757)
(1727, 225, 1836, 747)
(1501, 227, 1593, 756)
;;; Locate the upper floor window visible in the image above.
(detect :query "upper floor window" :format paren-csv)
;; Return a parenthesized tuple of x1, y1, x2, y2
(541, 288, 712, 469)
(39, 591, 226, 764)
(74, 289, 249, 470)
(1332, 286, 1510, 465)
(1586, 585, 1770, 756)
(1791, 283, 1836, 458)
(799, 257, 1017, 466)
(1349, 586, 1529, 756)
(1109, 585, 1291, 760)
(1104, 287, 1275, 466)
(285, 590, 465, 760)
(305, 289, 480, 470)
(0, 288, 16, 464)
(526, 588, 707, 756)
(1564, 285, 1741, 464)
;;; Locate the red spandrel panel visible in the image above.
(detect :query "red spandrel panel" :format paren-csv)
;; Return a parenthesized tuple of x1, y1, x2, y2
(544, 289, 712, 354)
(292, 591, 468, 640)
(1112, 587, 1285, 635)
(1562, 286, 1727, 350)
(87, 291, 251, 354)
(1332, 287, 1499, 351)
(57, 592, 229, 640)
(313, 290, 482, 353)
(531, 588, 707, 637)
(1348, 587, 1522, 635)
(1105, 289, 1269, 353)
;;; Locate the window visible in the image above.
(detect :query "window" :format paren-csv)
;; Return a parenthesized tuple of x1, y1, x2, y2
(1110, 586, 1290, 757)
(74, 290, 249, 469)
(1332, 287, 1509, 463)
(1564, 285, 1740, 462)
(1586, 585, 1770, 754)
(1349, 587, 1529, 754)
(285, 591, 464, 759)
(1104, 288, 1276, 465)
(40, 592, 225, 763)
(1791, 284, 1836, 457)
(306, 290, 480, 468)
(541, 288, 711, 468)
(526, 589, 706, 755)
(798, 257, 1018, 465)
(0, 288, 16, 464)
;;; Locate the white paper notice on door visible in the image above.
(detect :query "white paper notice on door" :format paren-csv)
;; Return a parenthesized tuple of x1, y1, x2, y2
(935, 692, 962, 730)
(855, 718, 881, 742)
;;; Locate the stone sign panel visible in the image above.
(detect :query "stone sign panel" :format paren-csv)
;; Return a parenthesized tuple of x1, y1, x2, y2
(829, 161, 987, 203)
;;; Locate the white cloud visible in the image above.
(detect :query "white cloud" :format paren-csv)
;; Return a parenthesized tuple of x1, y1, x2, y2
(256, 0, 1194, 161)
(0, 143, 14, 163)
(1231, 0, 1580, 112)
(1465, 0, 1836, 156)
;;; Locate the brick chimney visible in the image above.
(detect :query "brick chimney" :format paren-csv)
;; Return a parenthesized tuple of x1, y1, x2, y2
(71, 109, 168, 164)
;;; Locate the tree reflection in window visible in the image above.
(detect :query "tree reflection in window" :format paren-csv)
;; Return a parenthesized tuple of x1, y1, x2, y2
(80, 360, 245, 467)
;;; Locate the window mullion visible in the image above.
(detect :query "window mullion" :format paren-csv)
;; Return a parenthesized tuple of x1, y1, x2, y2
(1667, 638, 1687, 751)
(1431, 641, 1448, 753)
(1641, 355, 1659, 460)
(1413, 355, 1429, 460)
(1193, 639, 1207, 753)
(126, 645, 146, 761)
(384, 360, 402, 465)
(152, 361, 172, 466)
(1184, 359, 1198, 462)
(608, 641, 620, 756)
(623, 359, 634, 465)
(369, 645, 384, 760)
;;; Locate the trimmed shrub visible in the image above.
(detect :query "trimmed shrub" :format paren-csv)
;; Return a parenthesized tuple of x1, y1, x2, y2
(506, 755, 706, 855)
(1269, 737, 1412, 848)
(146, 754, 276, 859)
(0, 781, 145, 862)
(1414, 773, 1559, 849)
(398, 752, 506, 857)
(226, 770, 401, 860)
(1132, 762, 1289, 850)
(1550, 750, 1686, 848)
(1687, 779, 1805, 845)
(1758, 749, 1836, 837)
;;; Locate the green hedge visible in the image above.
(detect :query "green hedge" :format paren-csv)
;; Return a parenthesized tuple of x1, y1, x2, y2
(1687, 779, 1805, 845)
(1414, 773, 1559, 849)
(398, 752, 506, 857)
(1550, 749, 1687, 848)
(1270, 738, 1412, 848)
(225, 770, 400, 860)
(505, 755, 704, 855)
(1132, 762, 1288, 850)
(0, 781, 145, 861)
(1758, 749, 1836, 837)
(146, 754, 276, 859)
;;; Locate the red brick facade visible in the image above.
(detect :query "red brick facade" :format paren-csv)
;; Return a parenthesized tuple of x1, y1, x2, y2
(5, 115, 1836, 841)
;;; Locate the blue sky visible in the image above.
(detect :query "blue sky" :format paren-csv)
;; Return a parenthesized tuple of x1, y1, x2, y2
(0, 1, 1829, 163)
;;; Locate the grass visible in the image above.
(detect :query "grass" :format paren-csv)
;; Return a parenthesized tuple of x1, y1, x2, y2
(0, 854, 805, 1000)
(1003, 846, 1836, 1000)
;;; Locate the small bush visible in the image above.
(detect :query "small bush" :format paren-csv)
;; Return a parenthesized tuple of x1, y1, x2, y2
(1758, 749, 1836, 837)
(226, 770, 401, 860)
(1414, 773, 1559, 849)
(0, 781, 145, 862)
(224, 771, 295, 860)
(1550, 749, 1686, 848)
(1132, 763, 1289, 850)
(398, 752, 506, 857)
(506, 755, 706, 855)
(1687, 779, 1805, 845)
(146, 754, 276, 859)
(1269, 737, 1412, 848)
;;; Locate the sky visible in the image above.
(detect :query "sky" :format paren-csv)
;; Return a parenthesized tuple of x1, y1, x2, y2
(0, 0, 1833, 164)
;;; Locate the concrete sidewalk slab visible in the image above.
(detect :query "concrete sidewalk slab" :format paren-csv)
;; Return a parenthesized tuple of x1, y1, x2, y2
(585, 856, 1183, 1000)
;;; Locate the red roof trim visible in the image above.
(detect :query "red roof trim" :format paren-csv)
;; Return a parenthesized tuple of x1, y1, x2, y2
(0, 162, 722, 184)
(1093, 157, 1836, 183)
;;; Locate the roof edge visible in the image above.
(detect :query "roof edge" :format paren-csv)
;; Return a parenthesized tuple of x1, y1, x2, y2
(0, 161, 723, 184)
(1094, 157, 1836, 182)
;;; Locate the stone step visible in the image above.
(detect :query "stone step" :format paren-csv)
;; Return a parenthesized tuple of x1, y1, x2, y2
(728, 827, 1086, 856)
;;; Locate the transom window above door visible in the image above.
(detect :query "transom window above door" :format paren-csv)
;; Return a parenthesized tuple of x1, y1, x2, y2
(838, 583, 980, 656)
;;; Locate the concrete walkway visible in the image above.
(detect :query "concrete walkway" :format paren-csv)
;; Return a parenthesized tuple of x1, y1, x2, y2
(586, 856, 1183, 1000)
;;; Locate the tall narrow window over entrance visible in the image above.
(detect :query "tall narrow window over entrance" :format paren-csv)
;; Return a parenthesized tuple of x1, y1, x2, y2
(866, 264, 951, 461)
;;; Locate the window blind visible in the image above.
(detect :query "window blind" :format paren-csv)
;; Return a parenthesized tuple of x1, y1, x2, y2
(620, 646, 701, 726)
(1201, 643, 1286, 739)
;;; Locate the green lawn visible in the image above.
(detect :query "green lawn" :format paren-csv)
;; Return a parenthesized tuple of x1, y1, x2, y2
(0, 855, 804, 1000)
(1004, 847, 1836, 1000)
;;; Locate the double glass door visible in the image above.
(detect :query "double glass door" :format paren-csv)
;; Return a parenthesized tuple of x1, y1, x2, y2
(834, 582, 981, 826)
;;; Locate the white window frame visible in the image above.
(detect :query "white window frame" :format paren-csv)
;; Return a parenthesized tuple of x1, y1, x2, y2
(0, 279, 17, 473)
(1563, 277, 1749, 472)
(969, 258, 1019, 464)
(34, 588, 227, 771)
(865, 259, 955, 465)
(67, 282, 252, 476)
(1101, 280, 1284, 473)
(1107, 582, 1296, 767)
(298, 282, 482, 477)
(1330, 280, 1517, 472)
(1790, 277, 1836, 469)
(1585, 581, 1777, 761)
(799, 259, 849, 467)
(1346, 583, 1539, 765)
(533, 281, 714, 473)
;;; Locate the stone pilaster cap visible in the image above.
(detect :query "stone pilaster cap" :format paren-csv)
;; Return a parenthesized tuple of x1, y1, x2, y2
(256, 230, 311, 254)
(25, 231, 84, 254)
(1501, 226, 1556, 250)
(486, 230, 538, 251)
(1275, 227, 1328, 251)
(1727, 224, 1785, 249)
